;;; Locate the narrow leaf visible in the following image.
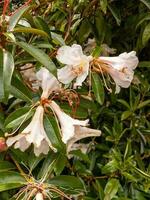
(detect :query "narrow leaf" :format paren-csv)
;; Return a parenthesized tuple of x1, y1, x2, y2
(92, 72, 105, 105)
(17, 42, 56, 75)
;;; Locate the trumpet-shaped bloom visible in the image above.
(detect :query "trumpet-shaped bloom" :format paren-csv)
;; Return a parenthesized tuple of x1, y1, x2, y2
(6, 105, 56, 156)
(56, 44, 92, 88)
(49, 101, 101, 151)
(99, 51, 139, 93)
(36, 68, 61, 98)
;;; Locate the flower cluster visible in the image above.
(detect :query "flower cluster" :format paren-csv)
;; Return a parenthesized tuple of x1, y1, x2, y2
(6, 43, 138, 157)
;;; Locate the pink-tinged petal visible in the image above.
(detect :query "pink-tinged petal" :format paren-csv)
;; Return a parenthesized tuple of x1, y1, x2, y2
(56, 44, 83, 65)
(67, 126, 101, 153)
(57, 65, 76, 84)
(108, 67, 134, 93)
(36, 68, 60, 98)
(34, 140, 49, 156)
(6, 134, 24, 147)
(14, 137, 30, 152)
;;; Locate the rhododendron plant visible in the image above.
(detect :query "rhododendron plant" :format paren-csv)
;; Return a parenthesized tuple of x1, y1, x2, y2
(0, 1, 149, 200)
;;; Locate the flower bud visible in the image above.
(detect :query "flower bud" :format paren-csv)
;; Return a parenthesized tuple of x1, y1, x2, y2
(0, 137, 7, 152)
(36, 192, 43, 200)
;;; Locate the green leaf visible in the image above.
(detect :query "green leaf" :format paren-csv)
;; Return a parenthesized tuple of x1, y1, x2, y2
(17, 42, 56, 75)
(117, 99, 130, 109)
(44, 114, 64, 150)
(4, 106, 34, 129)
(13, 27, 50, 38)
(0, 49, 4, 100)
(92, 72, 105, 105)
(121, 111, 132, 121)
(0, 161, 15, 172)
(11, 76, 32, 102)
(37, 152, 59, 180)
(95, 180, 104, 200)
(3, 50, 14, 101)
(104, 178, 119, 200)
(142, 23, 150, 46)
(0, 49, 14, 102)
(94, 11, 106, 44)
(8, 5, 30, 31)
(140, 0, 150, 9)
(48, 175, 84, 192)
(33, 16, 51, 36)
(137, 99, 150, 109)
(78, 19, 91, 43)
(0, 172, 26, 192)
(100, 0, 108, 14)
(108, 5, 121, 25)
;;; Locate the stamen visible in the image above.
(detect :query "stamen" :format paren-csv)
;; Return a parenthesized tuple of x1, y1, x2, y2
(97, 63, 112, 93)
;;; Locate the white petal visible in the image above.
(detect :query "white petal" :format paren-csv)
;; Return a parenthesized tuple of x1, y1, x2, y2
(23, 106, 45, 147)
(108, 67, 134, 92)
(6, 134, 24, 147)
(99, 51, 138, 70)
(34, 140, 49, 156)
(56, 44, 83, 65)
(14, 137, 30, 152)
(67, 126, 101, 153)
(57, 65, 76, 84)
(36, 67, 60, 98)
(49, 101, 89, 143)
(73, 61, 89, 88)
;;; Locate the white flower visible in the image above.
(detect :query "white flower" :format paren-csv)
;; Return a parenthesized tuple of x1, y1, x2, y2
(56, 44, 92, 88)
(99, 51, 139, 93)
(48, 101, 101, 152)
(6, 105, 56, 156)
(36, 67, 61, 98)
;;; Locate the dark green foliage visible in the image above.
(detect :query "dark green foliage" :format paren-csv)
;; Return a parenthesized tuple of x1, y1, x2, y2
(0, 0, 150, 199)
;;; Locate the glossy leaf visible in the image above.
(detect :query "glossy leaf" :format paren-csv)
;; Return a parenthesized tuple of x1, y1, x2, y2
(0, 172, 26, 192)
(8, 6, 30, 31)
(17, 42, 57, 75)
(92, 72, 105, 105)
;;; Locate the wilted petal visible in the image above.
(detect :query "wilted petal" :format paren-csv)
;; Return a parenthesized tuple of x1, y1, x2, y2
(56, 44, 83, 65)
(57, 65, 76, 84)
(36, 67, 60, 98)
(49, 101, 89, 143)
